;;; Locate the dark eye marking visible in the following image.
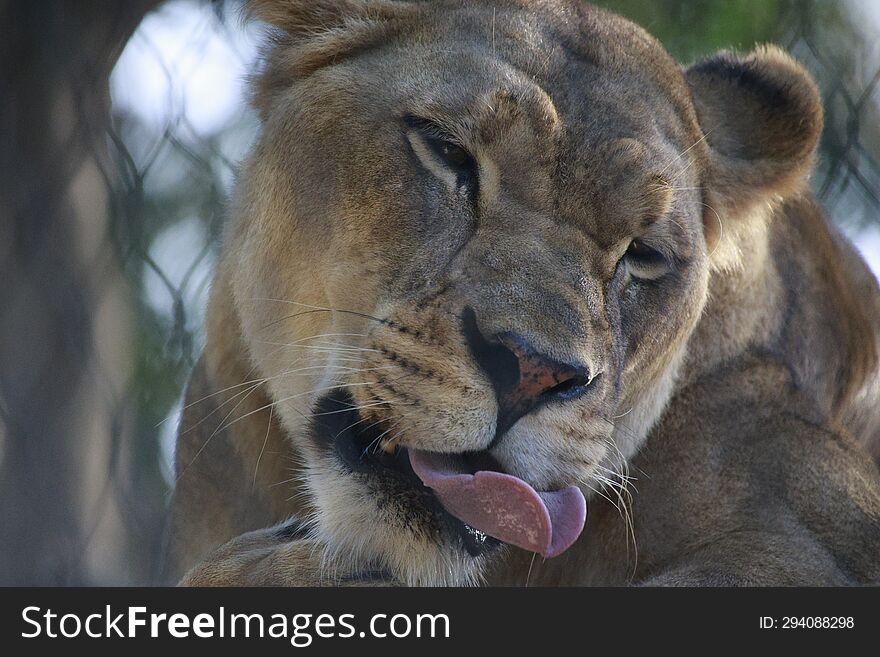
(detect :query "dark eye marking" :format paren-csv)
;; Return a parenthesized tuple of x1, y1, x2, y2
(426, 137, 473, 171)
(403, 115, 478, 200)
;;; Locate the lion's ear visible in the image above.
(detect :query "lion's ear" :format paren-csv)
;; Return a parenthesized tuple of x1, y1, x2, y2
(685, 46, 823, 221)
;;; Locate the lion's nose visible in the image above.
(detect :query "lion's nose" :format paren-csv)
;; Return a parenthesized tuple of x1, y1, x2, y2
(462, 307, 594, 437)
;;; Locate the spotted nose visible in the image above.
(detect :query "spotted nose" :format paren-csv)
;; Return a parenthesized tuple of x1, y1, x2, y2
(462, 307, 594, 437)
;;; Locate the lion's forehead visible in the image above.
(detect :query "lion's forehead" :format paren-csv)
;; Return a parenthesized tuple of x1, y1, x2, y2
(400, 0, 699, 133)
(282, 7, 706, 238)
(288, 0, 700, 148)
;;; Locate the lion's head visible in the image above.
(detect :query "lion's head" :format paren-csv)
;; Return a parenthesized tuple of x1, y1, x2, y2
(216, 0, 822, 585)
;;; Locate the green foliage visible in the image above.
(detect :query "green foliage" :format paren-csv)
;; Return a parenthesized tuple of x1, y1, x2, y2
(594, 0, 785, 62)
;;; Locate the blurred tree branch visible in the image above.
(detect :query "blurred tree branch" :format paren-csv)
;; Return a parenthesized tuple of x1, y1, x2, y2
(0, 0, 162, 584)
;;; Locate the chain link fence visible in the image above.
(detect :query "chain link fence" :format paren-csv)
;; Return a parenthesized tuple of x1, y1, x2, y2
(1, 0, 878, 585)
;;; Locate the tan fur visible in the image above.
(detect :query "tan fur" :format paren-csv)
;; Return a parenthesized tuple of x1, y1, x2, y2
(169, 0, 880, 586)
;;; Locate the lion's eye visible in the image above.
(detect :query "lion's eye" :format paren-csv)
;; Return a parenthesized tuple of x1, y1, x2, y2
(405, 116, 478, 199)
(427, 138, 473, 171)
(623, 240, 670, 280)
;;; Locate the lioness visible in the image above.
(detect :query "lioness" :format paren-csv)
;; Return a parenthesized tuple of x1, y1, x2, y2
(169, 0, 880, 586)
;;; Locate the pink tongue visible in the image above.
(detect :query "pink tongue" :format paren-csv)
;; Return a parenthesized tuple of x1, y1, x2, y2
(409, 450, 587, 558)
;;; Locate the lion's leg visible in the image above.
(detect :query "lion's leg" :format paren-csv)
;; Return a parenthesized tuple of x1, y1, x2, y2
(637, 530, 850, 586)
(179, 518, 396, 586)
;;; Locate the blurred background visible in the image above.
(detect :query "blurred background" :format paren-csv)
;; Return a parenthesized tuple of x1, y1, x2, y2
(1, 0, 878, 585)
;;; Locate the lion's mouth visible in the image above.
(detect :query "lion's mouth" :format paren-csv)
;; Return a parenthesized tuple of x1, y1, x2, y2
(310, 392, 588, 559)
(408, 450, 587, 558)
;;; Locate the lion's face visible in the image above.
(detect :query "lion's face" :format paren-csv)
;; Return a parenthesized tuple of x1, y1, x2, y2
(224, 0, 820, 585)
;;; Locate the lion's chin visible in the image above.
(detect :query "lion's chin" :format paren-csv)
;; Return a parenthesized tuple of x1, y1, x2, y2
(306, 454, 498, 586)
(306, 391, 500, 559)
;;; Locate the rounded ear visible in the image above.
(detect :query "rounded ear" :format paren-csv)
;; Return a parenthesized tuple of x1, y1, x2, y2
(685, 45, 823, 220)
